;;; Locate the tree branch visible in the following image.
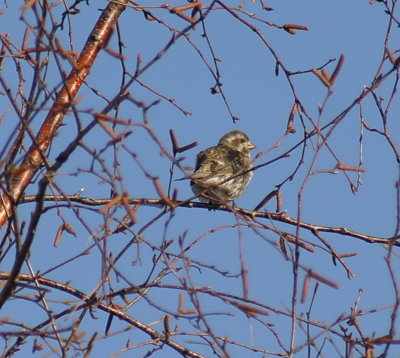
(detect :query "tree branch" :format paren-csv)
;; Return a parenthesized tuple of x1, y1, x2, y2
(21, 194, 400, 246)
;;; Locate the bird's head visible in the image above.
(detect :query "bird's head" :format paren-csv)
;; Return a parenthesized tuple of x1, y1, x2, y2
(218, 130, 256, 153)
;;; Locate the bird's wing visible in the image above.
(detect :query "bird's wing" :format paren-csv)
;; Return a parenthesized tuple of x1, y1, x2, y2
(192, 147, 232, 181)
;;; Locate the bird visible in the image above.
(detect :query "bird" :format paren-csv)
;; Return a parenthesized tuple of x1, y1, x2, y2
(190, 130, 256, 203)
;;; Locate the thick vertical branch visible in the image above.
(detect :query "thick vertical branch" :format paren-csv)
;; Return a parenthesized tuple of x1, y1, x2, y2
(0, 0, 129, 227)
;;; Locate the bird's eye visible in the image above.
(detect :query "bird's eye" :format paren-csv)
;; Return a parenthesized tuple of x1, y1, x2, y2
(240, 138, 245, 143)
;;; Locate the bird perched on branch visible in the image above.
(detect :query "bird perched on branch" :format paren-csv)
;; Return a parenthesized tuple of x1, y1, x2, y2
(191, 130, 256, 203)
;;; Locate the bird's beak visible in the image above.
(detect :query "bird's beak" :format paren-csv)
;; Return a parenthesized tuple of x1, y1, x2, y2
(248, 142, 256, 150)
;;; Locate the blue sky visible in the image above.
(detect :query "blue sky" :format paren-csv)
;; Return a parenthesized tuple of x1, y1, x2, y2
(0, 0, 399, 357)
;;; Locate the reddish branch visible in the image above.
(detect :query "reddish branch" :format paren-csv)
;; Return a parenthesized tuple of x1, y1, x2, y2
(0, 0, 129, 227)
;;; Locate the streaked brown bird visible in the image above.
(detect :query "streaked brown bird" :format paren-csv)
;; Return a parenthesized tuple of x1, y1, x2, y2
(191, 130, 256, 203)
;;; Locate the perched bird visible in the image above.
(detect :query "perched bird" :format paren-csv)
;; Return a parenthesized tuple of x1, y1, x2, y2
(191, 130, 256, 203)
